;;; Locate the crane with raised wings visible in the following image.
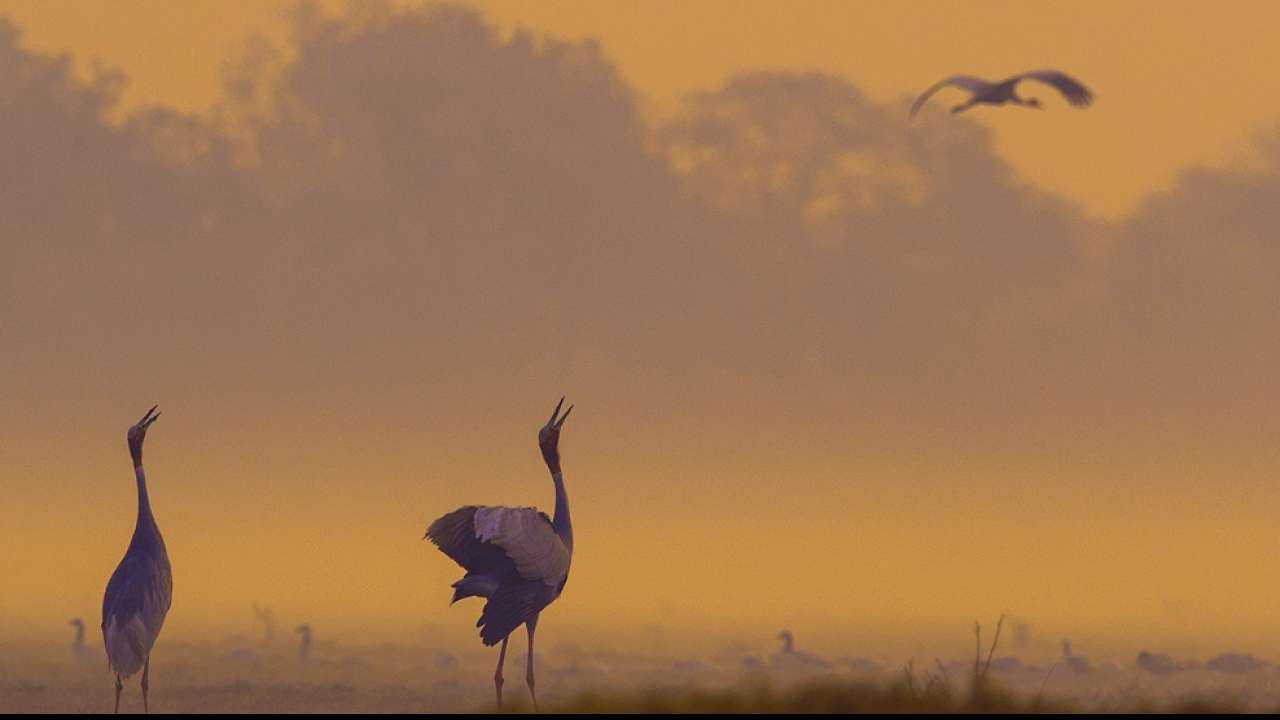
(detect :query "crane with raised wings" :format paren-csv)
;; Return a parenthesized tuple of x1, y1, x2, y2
(425, 397, 575, 710)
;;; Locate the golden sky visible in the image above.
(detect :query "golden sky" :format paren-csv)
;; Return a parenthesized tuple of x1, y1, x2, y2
(2, 0, 1280, 665)
(2, 0, 1280, 218)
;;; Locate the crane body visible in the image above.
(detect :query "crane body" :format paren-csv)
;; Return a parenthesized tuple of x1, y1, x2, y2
(101, 406, 172, 714)
(426, 397, 575, 710)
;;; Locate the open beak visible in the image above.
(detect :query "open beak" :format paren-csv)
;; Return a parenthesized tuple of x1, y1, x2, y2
(547, 396, 573, 429)
(137, 405, 161, 430)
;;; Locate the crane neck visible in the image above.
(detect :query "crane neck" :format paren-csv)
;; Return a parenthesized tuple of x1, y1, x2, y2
(551, 469, 572, 551)
(72, 624, 85, 646)
(134, 464, 156, 527)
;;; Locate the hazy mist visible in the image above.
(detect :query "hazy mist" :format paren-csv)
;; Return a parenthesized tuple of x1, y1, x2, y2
(2, 2, 1280, 667)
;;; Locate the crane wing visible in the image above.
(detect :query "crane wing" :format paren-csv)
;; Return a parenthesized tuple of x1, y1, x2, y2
(426, 506, 511, 575)
(1015, 70, 1093, 107)
(472, 506, 570, 586)
(909, 75, 990, 120)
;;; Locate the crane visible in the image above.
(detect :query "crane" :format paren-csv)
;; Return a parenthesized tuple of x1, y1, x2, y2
(253, 603, 276, 648)
(1061, 638, 1092, 675)
(910, 70, 1093, 119)
(70, 618, 95, 666)
(425, 397, 575, 710)
(772, 630, 831, 671)
(101, 406, 172, 714)
(296, 624, 313, 663)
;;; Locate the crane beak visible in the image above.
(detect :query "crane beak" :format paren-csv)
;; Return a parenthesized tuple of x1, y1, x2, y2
(137, 405, 161, 429)
(555, 404, 573, 430)
(546, 396, 573, 429)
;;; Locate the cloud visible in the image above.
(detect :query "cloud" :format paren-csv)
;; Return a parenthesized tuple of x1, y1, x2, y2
(1092, 124, 1280, 438)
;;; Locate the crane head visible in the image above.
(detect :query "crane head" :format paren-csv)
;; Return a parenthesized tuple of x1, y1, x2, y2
(538, 396, 573, 468)
(127, 405, 161, 466)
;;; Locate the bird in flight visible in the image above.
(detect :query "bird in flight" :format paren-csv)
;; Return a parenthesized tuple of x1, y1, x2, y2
(910, 70, 1093, 120)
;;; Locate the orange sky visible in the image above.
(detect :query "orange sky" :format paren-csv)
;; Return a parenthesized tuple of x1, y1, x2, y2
(2, 0, 1280, 665)
(2, 0, 1280, 218)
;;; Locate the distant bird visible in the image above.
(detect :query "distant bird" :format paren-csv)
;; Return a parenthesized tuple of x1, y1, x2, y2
(1061, 639, 1092, 675)
(1136, 650, 1182, 675)
(253, 604, 276, 648)
(1207, 652, 1268, 673)
(101, 406, 172, 714)
(771, 630, 831, 671)
(426, 397, 576, 710)
(987, 656, 1029, 673)
(70, 618, 95, 666)
(296, 624, 313, 663)
(910, 70, 1093, 119)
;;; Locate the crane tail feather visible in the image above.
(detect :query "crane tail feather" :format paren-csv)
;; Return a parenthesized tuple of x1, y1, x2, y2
(477, 580, 554, 647)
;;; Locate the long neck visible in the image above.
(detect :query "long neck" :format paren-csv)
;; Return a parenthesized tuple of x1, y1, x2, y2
(550, 466, 572, 551)
(134, 464, 155, 525)
(73, 624, 85, 646)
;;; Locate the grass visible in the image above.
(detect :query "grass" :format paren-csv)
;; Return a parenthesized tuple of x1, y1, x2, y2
(546, 676, 1067, 714)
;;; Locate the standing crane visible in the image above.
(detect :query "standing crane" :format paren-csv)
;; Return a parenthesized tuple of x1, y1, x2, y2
(253, 603, 276, 648)
(772, 630, 831, 671)
(1061, 638, 1093, 675)
(425, 397, 575, 710)
(101, 406, 172, 714)
(909, 69, 1093, 119)
(70, 618, 95, 666)
(295, 624, 313, 663)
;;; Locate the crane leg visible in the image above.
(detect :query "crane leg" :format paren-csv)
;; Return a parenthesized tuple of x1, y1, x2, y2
(494, 635, 509, 710)
(525, 616, 539, 712)
(113, 674, 122, 714)
(141, 655, 151, 714)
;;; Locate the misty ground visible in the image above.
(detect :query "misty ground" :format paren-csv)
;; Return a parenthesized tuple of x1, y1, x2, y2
(5, 635, 1280, 713)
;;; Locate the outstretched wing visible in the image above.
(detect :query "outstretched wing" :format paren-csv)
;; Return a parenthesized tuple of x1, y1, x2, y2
(425, 506, 510, 575)
(472, 506, 570, 586)
(909, 75, 990, 120)
(1014, 70, 1093, 107)
(426, 505, 570, 586)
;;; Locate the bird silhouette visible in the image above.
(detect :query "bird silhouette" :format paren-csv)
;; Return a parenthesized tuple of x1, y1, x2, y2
(910, 70, 1093, 119)
(1061, 639, 1093, 675)
(296, 624, 313, 663)
(101, 406, 172, 713)
(426, 397, 575, 710)
(1136, 649, 1183, 675)
(70, 618, 95, 666)
(771, 630, 831, 671)
(1206, 652, 1268, 673)
(253, 604, 276, 648)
